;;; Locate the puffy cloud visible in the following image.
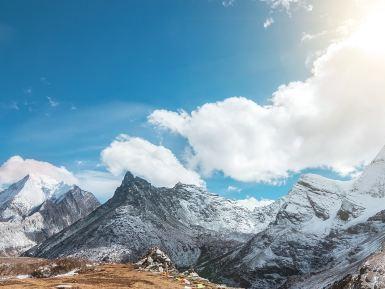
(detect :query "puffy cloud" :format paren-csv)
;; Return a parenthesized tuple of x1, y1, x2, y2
(101, 135, 205, 188)
(149, 22, 385, 183)
(0, 156, 78, 189)
(235, 197, 274, 211)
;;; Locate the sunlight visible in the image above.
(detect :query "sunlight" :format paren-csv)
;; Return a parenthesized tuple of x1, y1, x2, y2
(349, 1, 385, 54)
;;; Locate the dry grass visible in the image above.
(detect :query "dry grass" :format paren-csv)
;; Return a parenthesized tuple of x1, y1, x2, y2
(31, 258, 92, 278)
(0, 258, 237, 289)
(0, 257, 49, 276)
(0, 263, 193, 289)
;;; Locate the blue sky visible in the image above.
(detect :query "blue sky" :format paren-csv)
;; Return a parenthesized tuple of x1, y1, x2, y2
(1, 0, 385, 202)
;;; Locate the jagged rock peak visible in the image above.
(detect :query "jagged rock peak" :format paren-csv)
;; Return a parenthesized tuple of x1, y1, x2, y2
(122, 171, 135, 183)
(122, 171, 151, 187)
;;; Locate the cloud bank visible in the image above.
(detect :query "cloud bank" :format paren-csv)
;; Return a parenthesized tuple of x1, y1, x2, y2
(0, 156, 78, 189)
(149, 25, 385, 183)
(101, 135, 205, 188)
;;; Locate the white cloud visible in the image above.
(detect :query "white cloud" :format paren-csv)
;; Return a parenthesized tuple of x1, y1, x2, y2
(263, 0, 312, 12)
(149, 24, 385, 183)
(101, 135, 205, 188)
(0, 156, 78, 189)
(301, 31, 328, 43)
(263, 17, 274, 29)
(235, 197, 274, 211)
(227, 185, 241, 192)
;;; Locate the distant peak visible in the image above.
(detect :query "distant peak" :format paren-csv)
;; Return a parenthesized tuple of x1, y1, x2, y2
(5, 175, 30, 192)
(72, 185, 82, 191)
(172, 182, 207, 196)
(173, 182, 185, 188)
(23, 173, 61, 185)
(173, 182, 199, 190)
(372, 145, 385, 163)
(21, 174, 31, 182)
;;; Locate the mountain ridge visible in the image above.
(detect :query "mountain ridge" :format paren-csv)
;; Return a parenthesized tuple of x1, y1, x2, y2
(22, 146, 385, 289)
(26, 171, 277, 267)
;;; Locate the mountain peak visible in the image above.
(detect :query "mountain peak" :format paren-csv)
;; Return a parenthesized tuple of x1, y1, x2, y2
(122, 171, 151, 187)
(122, 171, 135, 183)
(0, 174, 73, 219)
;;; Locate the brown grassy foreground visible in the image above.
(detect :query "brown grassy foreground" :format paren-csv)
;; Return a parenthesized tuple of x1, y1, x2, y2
(0, 258, 227, 289)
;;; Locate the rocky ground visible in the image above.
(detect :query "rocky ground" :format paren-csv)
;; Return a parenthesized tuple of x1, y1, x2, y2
(0, 256, 243, 289)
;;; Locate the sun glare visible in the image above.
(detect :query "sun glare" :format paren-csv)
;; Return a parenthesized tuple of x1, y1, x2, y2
(349, 2, 385, 54)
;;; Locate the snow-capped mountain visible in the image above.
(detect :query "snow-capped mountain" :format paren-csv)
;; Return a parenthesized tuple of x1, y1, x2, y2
(202, 147, 385, 289)
(0, 174, 100, 256)
(25, 147, 385, 289)
(26, 172, 277, 267)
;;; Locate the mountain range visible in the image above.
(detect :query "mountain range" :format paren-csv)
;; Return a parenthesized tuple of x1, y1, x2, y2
(2, 147, 385, 289)
(25, 171, 277, 267)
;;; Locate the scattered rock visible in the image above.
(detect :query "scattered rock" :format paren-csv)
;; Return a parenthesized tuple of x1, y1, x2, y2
(134, 247, 177, 273)
(31, 258, 92, 278)
(135, 248, 244, 289)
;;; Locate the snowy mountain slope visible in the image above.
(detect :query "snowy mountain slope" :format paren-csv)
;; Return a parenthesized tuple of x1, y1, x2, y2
(326, 246, 385, 289)
(202, 147, 385, 289)
(0, 174, 71, 221)
(0, 174, 100, 256)
(26, 172, 277, 267)
(283, 209, 385, 289)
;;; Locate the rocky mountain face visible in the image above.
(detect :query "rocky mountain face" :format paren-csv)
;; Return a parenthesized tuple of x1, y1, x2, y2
(328, 249, 385, 289)
(26, 172, 277, 267)
(202, 148, 385, 289)
(0, 174, 100, 256)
